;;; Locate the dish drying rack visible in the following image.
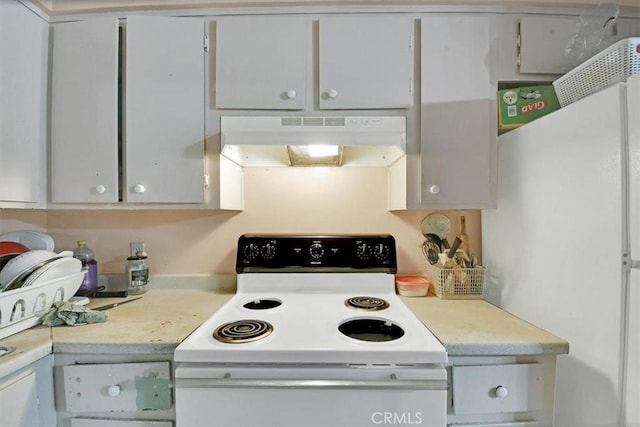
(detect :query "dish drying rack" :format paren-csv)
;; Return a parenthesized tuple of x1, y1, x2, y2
(553, 37, 640, 107)
(0, 272, 83, 339)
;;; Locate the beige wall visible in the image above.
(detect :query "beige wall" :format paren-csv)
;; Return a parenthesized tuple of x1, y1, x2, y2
(0, 167, 481, 277)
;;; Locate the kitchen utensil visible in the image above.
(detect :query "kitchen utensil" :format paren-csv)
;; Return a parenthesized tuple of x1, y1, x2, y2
(0, 230, 55, 251)
(93, 297, 142, 311)
(421, 235, 441, 265)
(420, 213, 452, 240)
(444, 237, 462, 268)
(459, 216, 470, 254)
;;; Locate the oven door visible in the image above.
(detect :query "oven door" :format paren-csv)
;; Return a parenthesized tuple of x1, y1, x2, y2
(175, 363, 447, 427)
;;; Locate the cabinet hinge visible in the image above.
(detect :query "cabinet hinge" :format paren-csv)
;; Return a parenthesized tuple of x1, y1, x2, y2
(204, 174, 210, 188)
(204, 34, 209, 52)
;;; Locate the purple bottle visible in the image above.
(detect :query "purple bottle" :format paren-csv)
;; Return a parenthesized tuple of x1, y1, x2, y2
(73, 240, 98, 296)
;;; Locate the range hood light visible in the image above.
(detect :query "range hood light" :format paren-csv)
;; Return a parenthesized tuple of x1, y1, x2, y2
(287, 145, 344, 166)
(221, 116, 406, 167)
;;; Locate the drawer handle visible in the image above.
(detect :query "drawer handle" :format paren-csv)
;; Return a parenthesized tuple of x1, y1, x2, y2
(494, 385, 508, 398)
(108, 385, 121, 397)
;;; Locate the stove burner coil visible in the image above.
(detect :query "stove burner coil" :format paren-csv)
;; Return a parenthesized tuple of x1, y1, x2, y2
(338, 318, 404, 342)
(243, 299, 282, 310)
(213, 319, 274, 343)
(345, 296, 390, 311)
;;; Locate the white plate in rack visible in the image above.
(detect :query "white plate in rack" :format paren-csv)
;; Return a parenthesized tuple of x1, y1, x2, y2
(21, 257, 81, 289)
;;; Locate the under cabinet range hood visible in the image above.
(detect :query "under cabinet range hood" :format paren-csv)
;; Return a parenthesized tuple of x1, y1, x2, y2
(221, 116, 406, 167)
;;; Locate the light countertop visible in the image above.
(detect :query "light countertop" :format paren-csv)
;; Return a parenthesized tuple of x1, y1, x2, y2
(401, 296, 569, 356)
(1, 289, 567, 378)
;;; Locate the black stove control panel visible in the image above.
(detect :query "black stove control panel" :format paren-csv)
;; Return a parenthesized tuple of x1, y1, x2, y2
(236, 234, 397, 273)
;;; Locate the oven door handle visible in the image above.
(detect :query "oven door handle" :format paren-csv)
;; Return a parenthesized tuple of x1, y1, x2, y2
(173, 378, 447, 391)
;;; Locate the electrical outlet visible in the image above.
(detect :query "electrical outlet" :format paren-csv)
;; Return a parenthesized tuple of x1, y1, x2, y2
(130, 241, 146, 257)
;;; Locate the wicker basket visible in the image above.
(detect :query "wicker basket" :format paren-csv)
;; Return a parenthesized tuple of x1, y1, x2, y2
(426, 263, 485, 299)
(553, 37, 640, 107)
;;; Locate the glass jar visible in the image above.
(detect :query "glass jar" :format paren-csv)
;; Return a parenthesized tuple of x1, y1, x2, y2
(126, 251, 149, 295)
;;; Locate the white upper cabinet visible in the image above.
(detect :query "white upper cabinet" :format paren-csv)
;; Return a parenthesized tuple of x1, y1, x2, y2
(318, 16, 413, 109)
(51, 15, 206, 205)
(420, 14, 496, 209)
(51, 18, 119, 203)
(215, 17, 308, 110)
(213, 15, 413, 111)
(0, 1, 48, 207)
(496, 14, 640, 80)
(125, 16, 205, 203)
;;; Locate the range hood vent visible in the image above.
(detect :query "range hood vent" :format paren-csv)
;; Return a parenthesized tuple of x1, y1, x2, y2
(221, 116, 406, 167)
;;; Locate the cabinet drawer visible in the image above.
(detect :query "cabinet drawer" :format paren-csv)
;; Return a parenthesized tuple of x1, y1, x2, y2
(61, 362, 171, 412)
(452, 363, 542, 414)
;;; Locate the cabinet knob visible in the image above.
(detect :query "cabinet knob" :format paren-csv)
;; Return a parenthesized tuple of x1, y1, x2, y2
(107, 385, 121, 397)
(429, 185, 440, 195)
(495, 385, 508, 398)
(327, 89, 338, 99)
(133, 184, 146, 194)
(286, 89, 297, 99)
(95, 185, 107, 194)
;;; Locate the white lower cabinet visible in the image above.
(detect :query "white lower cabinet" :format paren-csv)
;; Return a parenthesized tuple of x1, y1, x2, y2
(54, 355, 174, 427)
(447, 356, 557, 427)
(452, 364, 542, 415)
(0, 369, 39, 426)
(0, 354, 55, 427)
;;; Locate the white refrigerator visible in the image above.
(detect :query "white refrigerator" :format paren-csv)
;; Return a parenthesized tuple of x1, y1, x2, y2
(482, 74, 639, 427)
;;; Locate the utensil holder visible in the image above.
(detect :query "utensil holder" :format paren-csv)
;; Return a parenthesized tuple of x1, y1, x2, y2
(426, 264, 485, 299)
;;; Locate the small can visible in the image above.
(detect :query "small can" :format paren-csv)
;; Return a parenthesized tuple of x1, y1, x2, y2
(126, 251, 149, 295)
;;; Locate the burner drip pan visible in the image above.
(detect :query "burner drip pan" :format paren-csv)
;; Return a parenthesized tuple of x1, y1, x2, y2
(338, 318, 404, 342)
(344, 296, 389, 311)
(213, 319, 273, 343)
(243, 298, 282, 310)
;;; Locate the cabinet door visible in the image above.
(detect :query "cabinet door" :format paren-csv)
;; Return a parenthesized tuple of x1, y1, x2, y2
(319, 16, 413, 109)
(0, 1, 47, 205)
(421, 15, 496, 208)
(0, 370, 39, 426)
(519, 15, 640, 75)
(51, 18, 119, 203)
(125, 16, 205, 203)
(215, 17, 308, 110)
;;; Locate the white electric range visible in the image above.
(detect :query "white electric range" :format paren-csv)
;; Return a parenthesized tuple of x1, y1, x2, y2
(174, 235, 447, 427)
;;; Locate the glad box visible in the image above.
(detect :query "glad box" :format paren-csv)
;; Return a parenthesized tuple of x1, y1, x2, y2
(498, 85, 560, 133)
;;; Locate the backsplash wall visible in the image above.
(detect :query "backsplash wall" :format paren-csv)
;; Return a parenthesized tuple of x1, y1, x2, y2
(0, 167, 481, 276)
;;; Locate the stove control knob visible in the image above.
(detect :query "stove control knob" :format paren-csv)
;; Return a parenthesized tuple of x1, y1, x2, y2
(373, 243, 390, 261)
(356, 243, 372, 260)
(243, 243, 261, 260)
(262, 243, 276, 259)
(309, 242, 324, 259)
